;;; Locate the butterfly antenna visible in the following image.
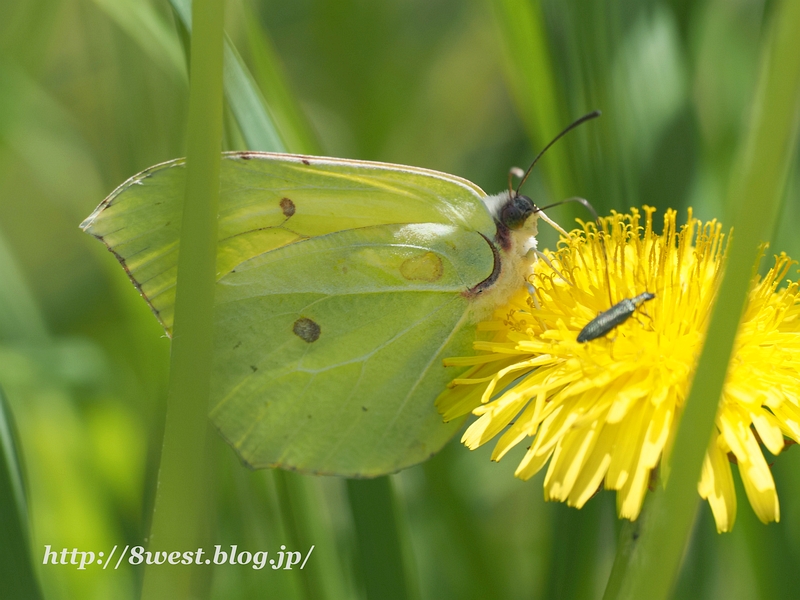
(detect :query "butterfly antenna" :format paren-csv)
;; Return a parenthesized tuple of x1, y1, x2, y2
(514, 110, 602, 197)
(535, 196, 598, 219)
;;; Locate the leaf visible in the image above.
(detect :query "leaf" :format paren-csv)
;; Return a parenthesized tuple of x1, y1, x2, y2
(0, 387, 44, 600)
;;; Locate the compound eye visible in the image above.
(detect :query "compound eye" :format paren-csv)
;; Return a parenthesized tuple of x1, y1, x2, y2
(501, 195, 535, 230)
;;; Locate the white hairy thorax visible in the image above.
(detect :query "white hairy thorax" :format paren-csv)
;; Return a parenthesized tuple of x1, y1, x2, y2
(467, 190, 566, 322)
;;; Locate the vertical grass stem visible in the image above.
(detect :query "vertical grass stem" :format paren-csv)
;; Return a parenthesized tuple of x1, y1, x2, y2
(140, 0, 224, 597)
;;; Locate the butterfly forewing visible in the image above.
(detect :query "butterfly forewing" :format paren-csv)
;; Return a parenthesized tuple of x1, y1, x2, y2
(82, 152, 494, 333)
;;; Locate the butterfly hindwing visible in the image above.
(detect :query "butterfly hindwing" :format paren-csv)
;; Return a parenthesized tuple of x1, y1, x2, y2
(213, 223, 495, 475)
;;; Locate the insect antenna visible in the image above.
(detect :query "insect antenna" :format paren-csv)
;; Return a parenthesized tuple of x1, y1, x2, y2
(534, 196, 598, 218)
(514, 110, 602, 197)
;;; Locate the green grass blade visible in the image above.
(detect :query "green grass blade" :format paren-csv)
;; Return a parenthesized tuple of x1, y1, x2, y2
(612, 2, 800, 598)
(222, 41, 286, 152)
(0, 230, 52, 599)
(601, 518, 641, 600)
(346, 478, 415, 600)
(735, 472, 797, 599)
(271, 471, 358, 600)
(420, 446, 504, 599)
(239, 0, 320, 155)
(0, 387, 44, 600)
(140, 0, 224, 597)
(169, 0, 286, 152)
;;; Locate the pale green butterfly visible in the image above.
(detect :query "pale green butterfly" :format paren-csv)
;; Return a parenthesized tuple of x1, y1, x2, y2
(80, 112, 599, 477)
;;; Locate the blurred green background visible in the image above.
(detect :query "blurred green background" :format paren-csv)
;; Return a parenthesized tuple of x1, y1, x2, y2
(1, 0, 800, 598)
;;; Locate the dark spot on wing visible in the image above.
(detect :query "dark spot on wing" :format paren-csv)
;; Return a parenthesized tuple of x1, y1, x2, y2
(280, 197, 296, 218)
(400, 252, 444, 282)
(293, 317, 321, 343)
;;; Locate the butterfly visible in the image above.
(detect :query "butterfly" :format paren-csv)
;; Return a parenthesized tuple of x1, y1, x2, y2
(80, 112, 599, 477)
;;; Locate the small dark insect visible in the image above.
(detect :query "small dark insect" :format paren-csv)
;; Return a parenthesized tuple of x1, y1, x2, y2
(576, 292, 655, 343)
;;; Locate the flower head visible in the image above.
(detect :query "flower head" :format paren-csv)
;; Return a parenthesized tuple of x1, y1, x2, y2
(437, 207, 800, 532)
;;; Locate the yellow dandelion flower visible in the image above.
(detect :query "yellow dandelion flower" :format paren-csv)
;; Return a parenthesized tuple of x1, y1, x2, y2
(437, 207, 800, 533)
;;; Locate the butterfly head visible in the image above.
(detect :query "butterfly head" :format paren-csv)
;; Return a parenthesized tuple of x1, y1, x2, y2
(481, 190, 541, 257)
(500, 193, 537, 230)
